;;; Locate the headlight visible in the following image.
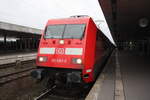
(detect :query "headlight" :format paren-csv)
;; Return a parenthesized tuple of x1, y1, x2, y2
(59, 40, 64, 44)
(38, 56, 47, 62)
(72, 58, 82, 64)
(76, 59, 82, 64)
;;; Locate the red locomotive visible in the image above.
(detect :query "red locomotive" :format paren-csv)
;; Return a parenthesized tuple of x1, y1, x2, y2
(31, 16, 111, 86)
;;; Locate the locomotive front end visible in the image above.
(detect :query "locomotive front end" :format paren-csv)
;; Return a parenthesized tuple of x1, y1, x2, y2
(33, 18, 89, 85)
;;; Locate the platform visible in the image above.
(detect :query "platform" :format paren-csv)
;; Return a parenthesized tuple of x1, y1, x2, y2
(86, 50, 150, 100)
(0, 52, 37, 65)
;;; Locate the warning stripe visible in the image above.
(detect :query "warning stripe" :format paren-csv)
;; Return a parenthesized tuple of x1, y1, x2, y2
(39, 48, 55, 54)
(39, 48, 83, 55)
(65, 48, 83, 55)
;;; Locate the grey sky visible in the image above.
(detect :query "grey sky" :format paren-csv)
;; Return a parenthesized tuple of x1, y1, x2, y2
(0, 0, 115, 45)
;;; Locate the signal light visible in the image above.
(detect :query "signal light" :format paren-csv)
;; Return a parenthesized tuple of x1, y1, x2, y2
(86, 69, 92, 73)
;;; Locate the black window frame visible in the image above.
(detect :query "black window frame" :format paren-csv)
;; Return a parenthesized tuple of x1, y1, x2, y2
(44, 24, 86, 39)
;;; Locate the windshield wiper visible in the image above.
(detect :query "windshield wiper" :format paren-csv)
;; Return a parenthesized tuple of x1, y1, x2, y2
(62, 24, 67, 39)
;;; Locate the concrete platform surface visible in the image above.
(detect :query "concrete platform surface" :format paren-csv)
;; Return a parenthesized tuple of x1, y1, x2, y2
(119, 51, 150, 100)
(86, 50, 150, 100)
(0, 52, 37, 65)
(86, 51, 116, 100)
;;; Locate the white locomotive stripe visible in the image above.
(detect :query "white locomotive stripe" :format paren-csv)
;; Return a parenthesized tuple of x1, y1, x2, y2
(65, 48, 83, 55)
(39, 48, 83, 55)
(39, 48, 55, 54)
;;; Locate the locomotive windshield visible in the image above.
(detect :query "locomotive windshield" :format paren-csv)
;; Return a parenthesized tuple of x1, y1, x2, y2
(45, 24, 86, 39)
(45, 25, 65, 38)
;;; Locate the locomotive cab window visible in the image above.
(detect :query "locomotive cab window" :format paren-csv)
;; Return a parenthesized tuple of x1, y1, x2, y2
(63, 24, 86, 39)
(45, 25, 65, 39)
(44, 24, 86, 39)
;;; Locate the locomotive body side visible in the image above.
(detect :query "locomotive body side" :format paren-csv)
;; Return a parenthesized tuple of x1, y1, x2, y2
(82, 18, 97, 83)
(82, 19, 105, 83)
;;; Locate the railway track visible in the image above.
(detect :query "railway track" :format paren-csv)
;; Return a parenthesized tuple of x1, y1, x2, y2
(0, 67, 35, 85)
(0, 55, 88, 100)
(33, 85, 85, 100)
(34, 85, 56, 100)
(0, 60, 36, 86)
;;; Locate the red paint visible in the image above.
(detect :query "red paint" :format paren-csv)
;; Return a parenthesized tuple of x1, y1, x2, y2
(36, 17, 104, 83)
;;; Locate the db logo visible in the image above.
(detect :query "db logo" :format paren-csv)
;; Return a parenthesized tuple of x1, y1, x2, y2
(55, 48, 65, 54)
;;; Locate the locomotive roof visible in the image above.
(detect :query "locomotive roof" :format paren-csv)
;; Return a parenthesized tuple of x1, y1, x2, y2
(47, 17, 92, 25)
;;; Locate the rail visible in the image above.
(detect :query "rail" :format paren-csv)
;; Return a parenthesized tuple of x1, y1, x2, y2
(34, 85, 56, 100)
(0, 60, 36, 86)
